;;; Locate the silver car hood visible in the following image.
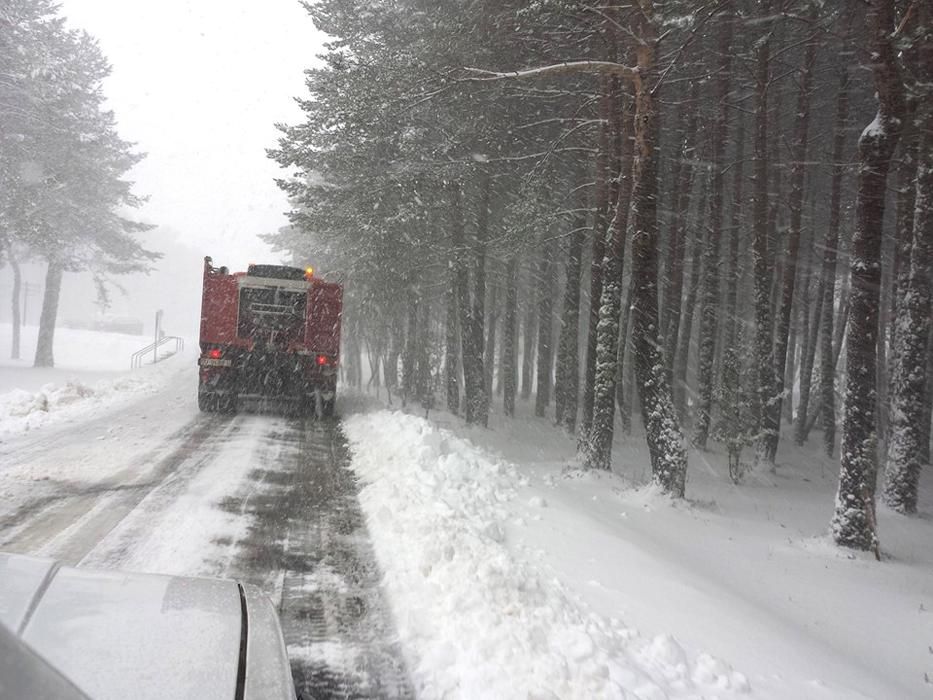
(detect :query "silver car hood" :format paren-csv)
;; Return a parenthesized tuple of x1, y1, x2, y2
(0, 552, 294, 700)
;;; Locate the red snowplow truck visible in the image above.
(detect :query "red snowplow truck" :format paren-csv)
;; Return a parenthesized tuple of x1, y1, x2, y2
(198, 257, 342, 416)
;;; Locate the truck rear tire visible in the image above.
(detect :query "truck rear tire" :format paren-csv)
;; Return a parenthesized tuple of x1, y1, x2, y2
(321, 397, 335, 418)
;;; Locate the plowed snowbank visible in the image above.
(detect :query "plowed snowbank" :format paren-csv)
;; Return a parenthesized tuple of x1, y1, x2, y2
(345, 411, 749, 699)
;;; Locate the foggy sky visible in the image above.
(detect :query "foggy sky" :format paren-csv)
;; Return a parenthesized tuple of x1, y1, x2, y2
(58, 0, 325, 266)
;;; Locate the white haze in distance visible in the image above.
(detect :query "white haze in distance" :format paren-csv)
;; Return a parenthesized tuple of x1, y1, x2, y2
(58, 0, 325, 265)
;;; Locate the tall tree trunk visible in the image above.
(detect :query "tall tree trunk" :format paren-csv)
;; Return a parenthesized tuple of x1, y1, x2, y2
(793, 235, 823, 445)
(555, 212, 586, 431)
(630, 28, 687, 496)
(693, 6, 734, 449)
(762, 28, 816, 463)
(883, 9, 931, 514)
(752, 2, 777, 467)
(384, 324, 400, 403)
(832, 0, 904, 552)
(884, 71, 921, 442)
(783, 309, 798, 426)
(8, 244, 22, 361)
(503, 255, 519, 417)
(521, 268, 537, 401)
(662, 84, 701, 378)
(465, 170, 491, 426)
(820, 68, 851, 457)
(580, 77, 612, 440)
(454, 180, 480, 423)
(416, 299, 431, 406)
(484, 279, 498, 399)
(717, 108, 748, 456)
(615, 271, 635, 434)
(584, 82, 634, 470)
(672, 173, 708, 418)
(534, 236, 555, 417)
(724, 109, 746, 354)
(34, 259, 63, 368)
(402, 289, 419, 405)
(445, 254, 460, 414)
(922, 322, 933, 466)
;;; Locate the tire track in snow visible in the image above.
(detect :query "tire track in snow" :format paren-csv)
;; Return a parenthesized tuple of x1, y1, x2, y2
(79, 414, 287, 574)
(221, 417, 413, 699)
(0, 413, 230, 562)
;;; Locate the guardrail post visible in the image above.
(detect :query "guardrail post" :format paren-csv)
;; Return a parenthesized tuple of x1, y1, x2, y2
(153, 309, 163, 365)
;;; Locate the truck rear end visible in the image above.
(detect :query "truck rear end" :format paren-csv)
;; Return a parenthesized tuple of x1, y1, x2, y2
(198, 257, 342, 415)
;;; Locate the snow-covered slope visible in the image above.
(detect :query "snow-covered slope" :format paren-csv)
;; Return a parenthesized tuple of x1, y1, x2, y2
(344, 405, 932, 699)
(0, 324, 189, 438)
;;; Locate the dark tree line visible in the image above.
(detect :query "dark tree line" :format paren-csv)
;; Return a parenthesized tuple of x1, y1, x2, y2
(1, 0, 155, 367)
(270, 0, 932, 553)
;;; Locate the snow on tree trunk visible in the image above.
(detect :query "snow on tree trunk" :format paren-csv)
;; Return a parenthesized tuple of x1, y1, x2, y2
(752, 5, 777, 468)
(883, 16, 932, 514)
(629, 36, 687, 496)
(693, 7, 734, 450)
(584, 85, 634, 470)
(503, 256, 519, 417)
(554, 214, 585, 431)
(579, 77, 612, 441)
(882, 153, 931, 512)
(33, 259, 63, 368)
(819, 69, 851, 457)
(832, 0, 904, 552)
(889, 104, 919, 348)
(922, 322, 933, 466)
(615, 272, 635, 434)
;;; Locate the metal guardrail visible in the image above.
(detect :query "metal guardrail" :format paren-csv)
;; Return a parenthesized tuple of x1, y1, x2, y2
(131, 336, 185, 369)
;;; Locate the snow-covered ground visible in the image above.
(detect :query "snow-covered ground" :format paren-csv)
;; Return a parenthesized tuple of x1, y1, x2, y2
(3, 324, 929, 699)
(344, 400, 933, 699)
(0, 323, 188, 438)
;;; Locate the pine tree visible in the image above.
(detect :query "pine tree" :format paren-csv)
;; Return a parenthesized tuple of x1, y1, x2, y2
(0, 1, 155, 368)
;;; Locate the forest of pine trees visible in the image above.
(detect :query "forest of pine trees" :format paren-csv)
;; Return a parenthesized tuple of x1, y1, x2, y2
(268, 0, 932, 552)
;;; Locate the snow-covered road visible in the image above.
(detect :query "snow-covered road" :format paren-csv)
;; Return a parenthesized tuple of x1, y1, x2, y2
(0, 365, 411, 698)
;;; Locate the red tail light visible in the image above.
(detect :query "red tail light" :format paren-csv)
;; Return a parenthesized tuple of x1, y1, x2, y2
(316, 354, 328, 366)
(208, 348, 222, 360)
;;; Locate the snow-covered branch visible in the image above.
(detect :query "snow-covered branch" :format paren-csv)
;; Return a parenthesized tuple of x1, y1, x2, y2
(463, 61, 639, 83)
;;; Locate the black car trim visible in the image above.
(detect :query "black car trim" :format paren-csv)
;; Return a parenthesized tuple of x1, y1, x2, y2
(235, 583, 249, 700)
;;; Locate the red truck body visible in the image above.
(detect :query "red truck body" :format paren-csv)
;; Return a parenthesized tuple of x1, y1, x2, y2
(197, 257, 343, 415)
